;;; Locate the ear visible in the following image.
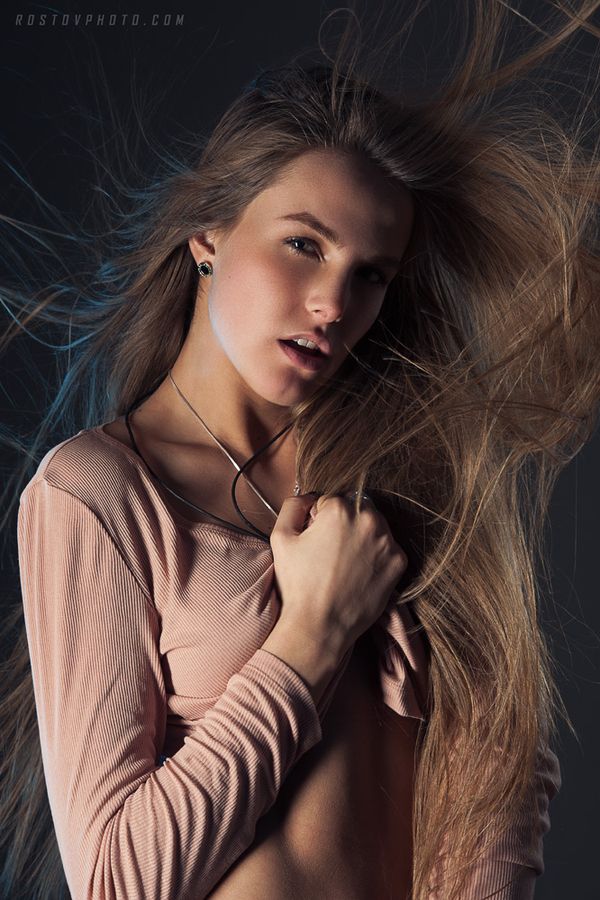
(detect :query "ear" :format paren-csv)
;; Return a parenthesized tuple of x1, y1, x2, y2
(187, 231, 217, 267)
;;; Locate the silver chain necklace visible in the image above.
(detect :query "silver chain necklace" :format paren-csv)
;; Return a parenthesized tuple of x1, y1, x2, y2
(167, 369, 300, 511)
(123, 370, 301, 542)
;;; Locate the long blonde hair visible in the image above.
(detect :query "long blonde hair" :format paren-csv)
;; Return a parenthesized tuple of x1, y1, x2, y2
(1, 2, 599, 897)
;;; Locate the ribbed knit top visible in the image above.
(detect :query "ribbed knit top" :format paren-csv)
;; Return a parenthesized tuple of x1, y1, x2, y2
(16, 423, 561, 898)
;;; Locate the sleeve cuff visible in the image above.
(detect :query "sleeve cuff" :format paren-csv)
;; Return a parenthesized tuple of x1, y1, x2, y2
(242, 647, 323, 757)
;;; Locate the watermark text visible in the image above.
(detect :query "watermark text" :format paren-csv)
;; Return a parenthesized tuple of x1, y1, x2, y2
(15, 12, 184, 27)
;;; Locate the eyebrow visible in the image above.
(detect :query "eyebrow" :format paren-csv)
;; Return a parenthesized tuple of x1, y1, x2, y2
(276, 211, 403, 269)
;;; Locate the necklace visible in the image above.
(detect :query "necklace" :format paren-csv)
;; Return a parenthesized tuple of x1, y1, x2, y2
(167, 370, 300, 512)
(123, 370, 300, 542)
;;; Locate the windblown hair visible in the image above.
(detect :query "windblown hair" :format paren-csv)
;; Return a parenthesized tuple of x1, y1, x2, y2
(1, 1, 599, 897)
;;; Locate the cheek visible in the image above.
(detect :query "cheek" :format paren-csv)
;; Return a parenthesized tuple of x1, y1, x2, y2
(231, 258, 298, 332)
(347, 303, 382, 347)
(208, 258, 288, 350)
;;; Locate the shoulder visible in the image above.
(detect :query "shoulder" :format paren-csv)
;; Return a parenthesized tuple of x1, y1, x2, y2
(18, 424, 168, 597)
(20, 424, 146, 513)
(18, 424, 168, 554)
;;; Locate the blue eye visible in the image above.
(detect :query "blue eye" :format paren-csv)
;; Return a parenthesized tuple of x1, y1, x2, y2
(283, 236, 388, 286)
(284, 236, 318, 258)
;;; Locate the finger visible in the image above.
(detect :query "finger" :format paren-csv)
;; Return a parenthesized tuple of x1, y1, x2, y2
(273, 494, 320, 536)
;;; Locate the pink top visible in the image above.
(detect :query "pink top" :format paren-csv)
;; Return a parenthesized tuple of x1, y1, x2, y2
(16, 424, 561, 898)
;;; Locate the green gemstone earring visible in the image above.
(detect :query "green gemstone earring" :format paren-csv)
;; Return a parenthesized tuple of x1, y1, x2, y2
(197, 261, 213, 277)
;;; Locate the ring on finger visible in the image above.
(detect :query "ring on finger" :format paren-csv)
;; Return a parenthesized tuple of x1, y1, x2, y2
(348, 489, 374, 508)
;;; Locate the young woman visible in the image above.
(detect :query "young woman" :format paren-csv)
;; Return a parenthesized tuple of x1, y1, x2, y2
(1, 2, 599, 898)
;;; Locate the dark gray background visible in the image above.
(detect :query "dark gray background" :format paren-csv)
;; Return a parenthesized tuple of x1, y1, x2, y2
(1, 2, 598, 897)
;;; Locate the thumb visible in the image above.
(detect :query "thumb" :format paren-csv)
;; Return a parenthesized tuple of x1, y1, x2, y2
(273, 494, 320, 537)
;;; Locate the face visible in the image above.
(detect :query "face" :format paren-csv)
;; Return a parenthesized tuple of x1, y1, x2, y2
(187, 148, 414, 409)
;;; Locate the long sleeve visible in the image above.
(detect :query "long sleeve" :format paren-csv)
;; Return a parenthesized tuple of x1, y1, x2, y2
(478, 742, 560, 899)
(444, 736, 562, 899)
(17, 478, 324, 900)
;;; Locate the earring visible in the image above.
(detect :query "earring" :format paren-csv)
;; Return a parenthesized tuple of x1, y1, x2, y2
(197, 261, 213, 277)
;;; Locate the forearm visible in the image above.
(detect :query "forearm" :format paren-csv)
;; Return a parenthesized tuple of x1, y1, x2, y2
(261, 618, 346, 707)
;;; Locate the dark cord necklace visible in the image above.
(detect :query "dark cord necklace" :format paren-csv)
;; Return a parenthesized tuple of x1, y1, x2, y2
(122, 389, 296, 543)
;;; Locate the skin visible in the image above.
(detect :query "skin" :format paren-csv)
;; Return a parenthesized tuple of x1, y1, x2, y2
(108, 148, 414, 528)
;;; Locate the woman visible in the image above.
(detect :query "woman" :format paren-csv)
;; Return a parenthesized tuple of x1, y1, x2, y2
(1, 2, 599, 898)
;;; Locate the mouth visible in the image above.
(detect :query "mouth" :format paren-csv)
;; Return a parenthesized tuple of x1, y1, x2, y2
(278, 339, 330, 371)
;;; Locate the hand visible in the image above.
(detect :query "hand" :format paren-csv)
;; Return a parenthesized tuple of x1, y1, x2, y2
(269, 492, 408, 658)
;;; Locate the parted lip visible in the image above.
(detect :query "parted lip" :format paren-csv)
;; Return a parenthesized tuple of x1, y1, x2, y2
(280, 333, 333, 357)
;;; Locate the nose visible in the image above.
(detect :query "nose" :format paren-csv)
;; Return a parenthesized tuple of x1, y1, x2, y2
(306, 276, 348, 324)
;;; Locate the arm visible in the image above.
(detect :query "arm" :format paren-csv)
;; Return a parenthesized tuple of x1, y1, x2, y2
(456, 739, 562, 899)
(17, 478, 327, 900)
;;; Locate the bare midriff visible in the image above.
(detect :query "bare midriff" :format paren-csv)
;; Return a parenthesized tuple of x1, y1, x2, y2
(207, 632, 420, 900)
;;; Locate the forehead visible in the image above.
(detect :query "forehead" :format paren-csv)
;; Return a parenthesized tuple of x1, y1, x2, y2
(244, 149, 414, 247)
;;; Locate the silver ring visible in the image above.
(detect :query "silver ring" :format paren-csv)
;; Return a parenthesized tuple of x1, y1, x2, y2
(347, 489, 374, 508)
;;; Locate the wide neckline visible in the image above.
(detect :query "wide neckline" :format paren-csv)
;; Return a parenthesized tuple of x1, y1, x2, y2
(88, 423, 271, 546)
